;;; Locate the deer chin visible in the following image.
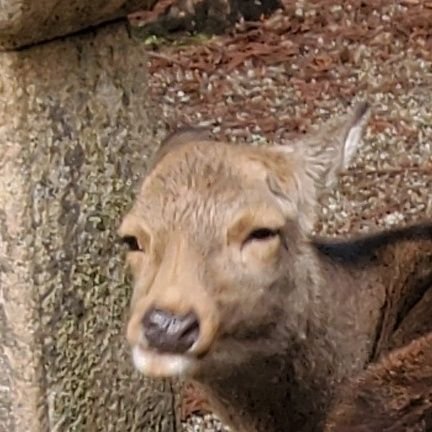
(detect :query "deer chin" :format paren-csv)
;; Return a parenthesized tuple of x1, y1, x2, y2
(131, 345, 199, 378)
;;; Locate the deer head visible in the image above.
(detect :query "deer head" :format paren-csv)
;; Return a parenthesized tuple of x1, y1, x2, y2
(118, 103, 370, 379)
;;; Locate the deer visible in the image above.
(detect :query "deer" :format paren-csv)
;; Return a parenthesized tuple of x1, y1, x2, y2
(118, 102, 432, 432)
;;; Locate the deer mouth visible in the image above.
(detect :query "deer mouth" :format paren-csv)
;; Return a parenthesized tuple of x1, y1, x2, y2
(131, 345, 199, 378)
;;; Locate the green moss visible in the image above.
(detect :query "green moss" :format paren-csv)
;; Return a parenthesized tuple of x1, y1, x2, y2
(131, 26, 213, 48)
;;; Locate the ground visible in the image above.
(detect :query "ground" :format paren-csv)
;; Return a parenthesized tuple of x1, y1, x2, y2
(128, 1, 432, 430)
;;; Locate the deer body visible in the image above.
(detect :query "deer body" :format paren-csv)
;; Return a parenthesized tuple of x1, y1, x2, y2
(192, 227, 432, 432)
(119, 104, 432, 432)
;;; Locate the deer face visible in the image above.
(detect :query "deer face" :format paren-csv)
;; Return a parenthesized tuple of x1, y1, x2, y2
(119, 104, 370, 379)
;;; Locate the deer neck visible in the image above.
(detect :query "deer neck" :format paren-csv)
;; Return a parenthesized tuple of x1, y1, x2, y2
(196, 322, 350, 432)
(196, 264, 368, 432)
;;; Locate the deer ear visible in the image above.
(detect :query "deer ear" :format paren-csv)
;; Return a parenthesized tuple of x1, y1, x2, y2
(148, 126, 213, 171)
(295, 102, 370, 194)
(267, 102, 370, 232)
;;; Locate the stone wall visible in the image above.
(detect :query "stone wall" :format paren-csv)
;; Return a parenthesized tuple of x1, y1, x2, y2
(0, 22, 179, 432)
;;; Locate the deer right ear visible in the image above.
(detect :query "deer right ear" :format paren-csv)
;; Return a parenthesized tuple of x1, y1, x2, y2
(149, 127, 213, 171)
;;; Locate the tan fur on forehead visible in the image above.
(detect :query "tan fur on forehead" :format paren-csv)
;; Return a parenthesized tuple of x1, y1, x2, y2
(248, 146, 301, 182)
(150, 135, 298, 178)
(135, 138, 312, 238)
(142, 138, 303, 200)
(143, 139, 233, 193)
(134, 140, 245, 233)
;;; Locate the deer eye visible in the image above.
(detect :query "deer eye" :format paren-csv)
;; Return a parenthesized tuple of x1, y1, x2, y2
(121, 235, 143, 252)
(245, 228, 279, 243)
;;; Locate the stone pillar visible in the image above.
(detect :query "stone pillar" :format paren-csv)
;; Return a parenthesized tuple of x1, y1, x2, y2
(0, 1, 158, 49)
(0, 22, 179, 432)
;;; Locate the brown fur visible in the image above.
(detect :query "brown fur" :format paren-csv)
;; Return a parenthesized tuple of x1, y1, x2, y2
(325, 332, 432, 432)
(118, 103, 432, 432)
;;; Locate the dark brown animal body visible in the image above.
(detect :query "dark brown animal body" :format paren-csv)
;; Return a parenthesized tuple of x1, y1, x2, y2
(326, 331, 432, 432)
(118, 103, 432, 431)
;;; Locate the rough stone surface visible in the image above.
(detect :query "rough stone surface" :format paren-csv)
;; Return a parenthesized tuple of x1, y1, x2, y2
(0, 22, 179, 432)
(0, 0, 158, 50)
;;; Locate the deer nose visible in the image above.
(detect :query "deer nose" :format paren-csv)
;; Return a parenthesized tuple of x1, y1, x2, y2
(142, 308, 200, 354)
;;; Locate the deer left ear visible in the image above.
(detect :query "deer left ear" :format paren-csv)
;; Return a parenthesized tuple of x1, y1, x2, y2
(265, 102, 370, 232)
(276, 102, 370, 196)
(301, 101, 370, 193)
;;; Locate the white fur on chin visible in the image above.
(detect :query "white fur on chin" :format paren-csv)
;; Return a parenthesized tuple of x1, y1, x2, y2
(132, 345, 196, 377)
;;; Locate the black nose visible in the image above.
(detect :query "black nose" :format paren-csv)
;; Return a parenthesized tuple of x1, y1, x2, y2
(142, 308, 200, 354)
